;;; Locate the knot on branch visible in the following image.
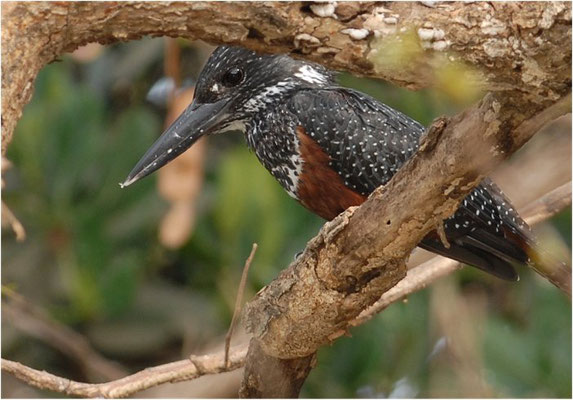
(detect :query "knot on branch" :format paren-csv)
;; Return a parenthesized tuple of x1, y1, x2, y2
(242, 204, 408, 359)
(419, 116, 449, 153)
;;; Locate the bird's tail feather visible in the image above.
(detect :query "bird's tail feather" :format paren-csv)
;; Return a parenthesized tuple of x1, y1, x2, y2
(420, 235, 519, 281)
(421, 226, 571, 295)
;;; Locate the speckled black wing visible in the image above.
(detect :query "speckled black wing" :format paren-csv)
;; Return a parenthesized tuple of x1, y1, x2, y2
(287, 88, 424, 196)
(287, 88, 532, 280)
(421, 177, 531, 280)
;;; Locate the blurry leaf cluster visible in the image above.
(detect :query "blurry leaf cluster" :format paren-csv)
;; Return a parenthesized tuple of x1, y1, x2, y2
(369, 30, 484, 107)
(2, 38, 571, 398)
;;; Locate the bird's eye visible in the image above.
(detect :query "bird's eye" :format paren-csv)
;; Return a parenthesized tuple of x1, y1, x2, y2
(222, 68, 244, 87)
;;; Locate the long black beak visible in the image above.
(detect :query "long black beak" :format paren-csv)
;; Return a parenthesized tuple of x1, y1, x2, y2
(121, 98, 230, 188)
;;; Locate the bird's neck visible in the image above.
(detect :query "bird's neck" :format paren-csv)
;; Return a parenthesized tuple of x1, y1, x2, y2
(245, 110, 303, 200)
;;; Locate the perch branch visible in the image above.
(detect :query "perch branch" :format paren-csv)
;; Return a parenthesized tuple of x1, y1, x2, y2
(243, 91, 571, 359)
(2, 183, 570, 398)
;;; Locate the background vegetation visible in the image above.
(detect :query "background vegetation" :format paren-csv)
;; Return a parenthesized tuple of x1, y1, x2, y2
(2, 38, 571, 398)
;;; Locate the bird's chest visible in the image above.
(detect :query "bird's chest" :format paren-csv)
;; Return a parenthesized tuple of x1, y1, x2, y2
(246, 117, 366, 220)
(246, 118, 303, 199)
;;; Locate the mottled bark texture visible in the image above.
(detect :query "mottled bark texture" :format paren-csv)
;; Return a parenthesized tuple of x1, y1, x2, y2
(2, 2, 571, 398)
(239, 339, 316, 398)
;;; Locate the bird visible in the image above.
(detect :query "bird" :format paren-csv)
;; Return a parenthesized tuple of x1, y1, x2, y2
(122, 45, 536, 281)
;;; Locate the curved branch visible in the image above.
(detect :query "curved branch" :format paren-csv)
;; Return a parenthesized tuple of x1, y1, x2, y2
(237, 92, 571, 394)
(2, 343, 249, 398)
(2, 2, 570, 152)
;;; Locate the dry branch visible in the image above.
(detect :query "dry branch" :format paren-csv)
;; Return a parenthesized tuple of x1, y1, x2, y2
(2, 2, 571, 153)
(2, 183, 570, 398)
(2, 343, 249, 398)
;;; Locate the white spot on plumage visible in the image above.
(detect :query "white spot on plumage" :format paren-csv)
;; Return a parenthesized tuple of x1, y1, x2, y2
(244, 81, 295, 112)
(295, 65, 328, 84)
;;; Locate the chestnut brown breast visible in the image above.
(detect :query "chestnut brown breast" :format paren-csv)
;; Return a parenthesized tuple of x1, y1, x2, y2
(296, 126, 366, 220)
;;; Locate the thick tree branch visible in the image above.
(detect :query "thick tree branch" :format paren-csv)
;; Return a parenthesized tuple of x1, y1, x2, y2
(2, 2, 570, 153)
(352, 181, 572, 329)
(2, 184, 570, 398)
(241, 165, 571, 397)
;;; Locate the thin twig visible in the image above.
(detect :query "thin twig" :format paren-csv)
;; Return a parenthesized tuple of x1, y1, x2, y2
(1, 201, 26, 241)
(2, 184, 570, 397)
(520, 181, 571, 226)
(520, 182, 571, 296)
(225, 243, 258, 368)
(2, 343, 248, 398)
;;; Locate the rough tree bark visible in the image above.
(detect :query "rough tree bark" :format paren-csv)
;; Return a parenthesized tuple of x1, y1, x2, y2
(2, 2, 571, 398)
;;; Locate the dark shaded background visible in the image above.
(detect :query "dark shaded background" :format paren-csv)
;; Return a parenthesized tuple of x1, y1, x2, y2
(2, 38, 571, 398)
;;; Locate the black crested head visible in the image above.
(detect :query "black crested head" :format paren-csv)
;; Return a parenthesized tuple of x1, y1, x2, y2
(121, 46, 334, 188)
(194, 46, 335, 119)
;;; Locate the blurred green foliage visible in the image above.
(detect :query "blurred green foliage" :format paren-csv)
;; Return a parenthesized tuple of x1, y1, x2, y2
(2, 40, 571, 398)
(6, 62, 167, 322)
